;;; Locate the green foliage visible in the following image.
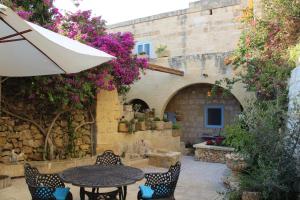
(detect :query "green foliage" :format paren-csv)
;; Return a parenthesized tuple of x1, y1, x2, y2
(228, 101, 298, 200)
(154, 117, 161, 121)
(155, 44, 168, 57)
(172, 123, 181, 130)
(224, 123, 251, 152)
(289, 43, 300, 65)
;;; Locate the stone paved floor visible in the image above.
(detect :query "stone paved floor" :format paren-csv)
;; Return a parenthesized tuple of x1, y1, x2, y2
(0, 156, 228, 200)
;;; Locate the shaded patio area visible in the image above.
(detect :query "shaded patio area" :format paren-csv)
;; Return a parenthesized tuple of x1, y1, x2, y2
(0, 156, 227, 200)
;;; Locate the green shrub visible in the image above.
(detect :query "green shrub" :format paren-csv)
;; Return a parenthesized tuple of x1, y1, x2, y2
(154, 117, 161, 121)
(172, 123, 181, 129)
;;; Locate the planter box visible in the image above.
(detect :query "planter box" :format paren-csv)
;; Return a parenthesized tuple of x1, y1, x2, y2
(118, 123, 128, 132)
(154, 121, 164, 130)
(193, 142, 234, 163)
(136, 121, 146, 131)
(164, 121, 173, 129)
(172, 129, 182, 137)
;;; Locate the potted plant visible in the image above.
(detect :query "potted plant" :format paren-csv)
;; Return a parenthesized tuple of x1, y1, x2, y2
(153, 117, 164, 130)
(163, 117, 172, 129)
(155, 45, 169, 58)
(137, 52, 149, 60)
(118, 118, 129, 132)
(136, 117, 146, 131)
(175, 111, 183, 121)
(172, 123, 181, 137)
(128, 119, 137, 134)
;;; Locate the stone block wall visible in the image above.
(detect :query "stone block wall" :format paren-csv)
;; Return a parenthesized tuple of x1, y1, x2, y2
(0, 110, 92, 163)
(165, 84, 241, 144)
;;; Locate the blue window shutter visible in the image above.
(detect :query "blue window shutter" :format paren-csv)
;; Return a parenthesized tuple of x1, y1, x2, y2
(204, 105, 224, 128)
(144, 43, 150, 55)
(137, 44, 143, 54)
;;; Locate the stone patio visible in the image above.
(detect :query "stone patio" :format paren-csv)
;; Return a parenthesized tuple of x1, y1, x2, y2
(0, 156, 228, 200)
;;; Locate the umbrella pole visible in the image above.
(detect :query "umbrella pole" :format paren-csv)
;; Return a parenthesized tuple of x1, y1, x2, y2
(0, 76, 2, 116)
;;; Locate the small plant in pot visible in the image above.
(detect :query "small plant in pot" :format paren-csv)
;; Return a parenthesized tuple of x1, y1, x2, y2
(136, 117, 146, 131)
(128, 119, 137, 134)
(172, 123, 181, 137)
(153, 117, 164, 130)
(163, 117, 172, 129)
(118, 117, 129, 133)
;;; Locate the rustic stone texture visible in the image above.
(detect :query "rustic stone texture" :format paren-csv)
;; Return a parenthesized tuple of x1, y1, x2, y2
(166, 84, 241, 144)
(147, 151, 181, 168)
(0, 112, 92, 163)
(194, 142, 234, 163)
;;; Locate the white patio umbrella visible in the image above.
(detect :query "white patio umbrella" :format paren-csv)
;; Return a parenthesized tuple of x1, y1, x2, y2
(0, 4, 114, 113)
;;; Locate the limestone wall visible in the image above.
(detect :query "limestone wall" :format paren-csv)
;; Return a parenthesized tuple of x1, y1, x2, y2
(95, 89, 181, 156)
(108, 0, 254, 117)
(165, 84, 241, 143)
(0, 110, 92, 163)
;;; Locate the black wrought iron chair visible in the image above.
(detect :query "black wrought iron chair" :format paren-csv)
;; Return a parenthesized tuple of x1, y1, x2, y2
(24, 163, 73, 200)
(95, 150, 123, 166)
(137, 162, 181, 200)
(82, 150, 123, 200)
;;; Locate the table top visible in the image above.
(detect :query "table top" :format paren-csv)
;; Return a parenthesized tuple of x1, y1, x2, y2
(60, 165, 144, 188)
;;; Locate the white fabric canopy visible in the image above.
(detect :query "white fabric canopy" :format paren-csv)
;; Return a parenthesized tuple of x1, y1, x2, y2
(0, 4, 114, 77)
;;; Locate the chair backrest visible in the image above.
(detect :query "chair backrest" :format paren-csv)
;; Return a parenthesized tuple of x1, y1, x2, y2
(95, 150, 122, 166)
(36, 174, 65, 188)
(24, 163, 40, 186)
(168, 161, 181, 192)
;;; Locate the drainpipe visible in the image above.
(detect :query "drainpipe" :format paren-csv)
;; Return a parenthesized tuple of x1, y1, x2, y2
(288, 57, 300, 197)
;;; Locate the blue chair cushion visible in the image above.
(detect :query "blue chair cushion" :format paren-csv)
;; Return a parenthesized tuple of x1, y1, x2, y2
(139, 185, 154, 199)
(35, 187, 53, 199)
(53, 187, 70, 200)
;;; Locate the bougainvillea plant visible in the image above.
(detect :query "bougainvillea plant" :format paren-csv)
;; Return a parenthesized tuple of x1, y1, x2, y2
(3, 0, 148, 110)
(2, 0, 148, 160)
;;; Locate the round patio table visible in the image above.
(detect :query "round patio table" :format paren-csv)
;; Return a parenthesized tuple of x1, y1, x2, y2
(60, 165, 144, 200)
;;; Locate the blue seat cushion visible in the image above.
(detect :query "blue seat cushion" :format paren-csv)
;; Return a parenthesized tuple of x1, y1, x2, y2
(139, 185, 154, 199)
(53, 187, 70, 200)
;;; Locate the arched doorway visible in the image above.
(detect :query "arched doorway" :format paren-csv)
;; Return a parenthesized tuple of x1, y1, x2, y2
(164, 83, 242, 145)
(130, 99, 150, 112)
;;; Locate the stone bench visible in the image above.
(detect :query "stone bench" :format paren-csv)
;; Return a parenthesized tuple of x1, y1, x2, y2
(193, 142, 234, 163)
(147, 151, 181, 168)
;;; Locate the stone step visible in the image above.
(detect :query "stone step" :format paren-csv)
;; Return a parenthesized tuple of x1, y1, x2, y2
(124, 158, 149, 168)
(0, 175, 12, 189)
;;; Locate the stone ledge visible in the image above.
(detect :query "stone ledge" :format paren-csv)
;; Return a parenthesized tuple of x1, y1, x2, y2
(194, 142, 234, 163)
(193, 142, 234, 151)
(0, 157, 149, 177)
(147, 151, 181, 168)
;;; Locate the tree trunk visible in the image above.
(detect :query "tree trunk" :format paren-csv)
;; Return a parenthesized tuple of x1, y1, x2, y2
(43, 110, 70, 160)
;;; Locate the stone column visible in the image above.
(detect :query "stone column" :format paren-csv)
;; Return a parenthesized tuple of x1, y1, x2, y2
(288, 61, 300, 199)
(96, 89, 122, 153)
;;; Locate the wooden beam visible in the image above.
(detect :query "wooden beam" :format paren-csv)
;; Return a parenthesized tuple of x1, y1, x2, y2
(148, 63, 184, 76)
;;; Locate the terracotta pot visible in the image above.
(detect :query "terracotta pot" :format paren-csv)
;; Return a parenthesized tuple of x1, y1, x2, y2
(176, 114, 183, 121)
(118, 123, 128, 132)
(164, 121, 173, 129)
(242, 191, 261, 200)
(136, 121, 146, 131)
(172, 129, 182, 137)
(155, 121, 164, 130)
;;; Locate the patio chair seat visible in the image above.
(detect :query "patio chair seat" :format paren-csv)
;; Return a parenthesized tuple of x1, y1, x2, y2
(137, 162, 181, 200)
(24, 163, 73, 200)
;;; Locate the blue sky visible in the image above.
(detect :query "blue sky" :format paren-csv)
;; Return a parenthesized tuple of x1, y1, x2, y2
(54, 0, 197, 25)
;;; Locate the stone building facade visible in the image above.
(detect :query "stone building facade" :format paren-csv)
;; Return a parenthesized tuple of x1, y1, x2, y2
(108, 0, 256, 144)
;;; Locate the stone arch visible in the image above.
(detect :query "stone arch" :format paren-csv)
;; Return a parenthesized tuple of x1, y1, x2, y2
(129, 98, 150, 112)
(163, 83, 244, 144)
(162, 82, 244, 115)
